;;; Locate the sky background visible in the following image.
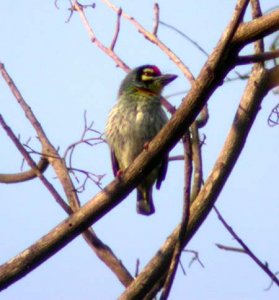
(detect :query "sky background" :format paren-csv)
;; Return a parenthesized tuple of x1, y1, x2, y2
(0, 1, 279, 299)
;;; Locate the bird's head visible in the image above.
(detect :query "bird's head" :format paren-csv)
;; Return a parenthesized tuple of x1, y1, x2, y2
(119, 65, 177, 96)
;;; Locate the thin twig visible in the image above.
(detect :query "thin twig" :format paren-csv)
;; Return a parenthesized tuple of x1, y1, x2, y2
(214, 206, 279, 287)
(160, 132, 192, 300)
(0, 114, 71, 213)
(1, 61, 134, 288)
(268, 103, 279, 126)
(101, 0, 195, 83)
(183, 249, 205, 268)
(159, 20, 209, 57)
(69, 167, 105, 191)
(153, 3, 159, 36)
(215, 243, 246, 253)
(168, 155, 184, 162)
(71, 0, 130, 72)
(190, 123, 203, 203)
(135, 259, 140, 277)
(110, 7, 122, 50)
(236, 50, 279, 65)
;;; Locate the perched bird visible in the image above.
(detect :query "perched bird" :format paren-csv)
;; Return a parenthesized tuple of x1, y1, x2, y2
(105, 65, 177, 215)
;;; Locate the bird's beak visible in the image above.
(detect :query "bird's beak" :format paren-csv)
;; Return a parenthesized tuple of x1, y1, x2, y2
(157, 74, 177, 86)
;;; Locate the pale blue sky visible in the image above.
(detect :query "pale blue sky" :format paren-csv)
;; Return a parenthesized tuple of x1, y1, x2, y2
(0, 1, 279, 299)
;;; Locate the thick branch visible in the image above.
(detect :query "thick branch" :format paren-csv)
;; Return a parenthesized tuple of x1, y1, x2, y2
(1, 0, 279, 292)
(0, 63, 133, 287)
(233, 9, 279, 45)
(119, 62, 269, 300)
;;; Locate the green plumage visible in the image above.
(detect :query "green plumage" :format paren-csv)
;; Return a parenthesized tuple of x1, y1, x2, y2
(105, 65, 177, 215)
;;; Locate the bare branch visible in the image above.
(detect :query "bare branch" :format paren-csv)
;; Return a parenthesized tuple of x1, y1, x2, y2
(236, 50, 279, 65)
(2, 0, 279, 294)
(0, 62, 133, 288)
(110, 7, 122, 51)
(233, 9, 279, 45)
(183, 249, 205, 269)
(101, 0, 195, 83)
(71, 0, 130, 72)
(160, 132, 192, 300)
(268, 103, 279, 126)
(215, 243, 246, 253)
(159, 21, 209, 57)
(153, 3, 159, 36)
(214, 206, 279, 287)
(190, 123, 203, 202)
(0, 114, 70, 213)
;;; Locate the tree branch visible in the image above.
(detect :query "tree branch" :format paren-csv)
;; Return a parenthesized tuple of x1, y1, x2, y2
(101, 0, 195, 83)
(236, 49, 279, 65)
(214, 206, 279, 286)
(71, 0, 130, 72)
(0, 62, 133, 288)
(1, 0, 279, 294)
(160, 132, 192, 300)
(119, 60, 269, 300)
(233, 9, 279, 45)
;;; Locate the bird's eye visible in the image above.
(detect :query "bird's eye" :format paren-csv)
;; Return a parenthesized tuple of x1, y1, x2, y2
(143, 71, 153, 76)
(141, 68, 156, 81)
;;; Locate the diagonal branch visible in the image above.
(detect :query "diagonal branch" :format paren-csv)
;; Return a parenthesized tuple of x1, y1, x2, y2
(0, 62, 133, 288)
(71, 0, 130, 72)
(1, 0, 279, 293)
(214, 206, 279, 286)
(233, 9, 279, 45)
(119, 57, 270, 300)
(101, 0, 195, 83)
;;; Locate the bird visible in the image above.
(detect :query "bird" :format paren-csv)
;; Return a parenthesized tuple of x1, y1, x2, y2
(105, 65, 177, 215)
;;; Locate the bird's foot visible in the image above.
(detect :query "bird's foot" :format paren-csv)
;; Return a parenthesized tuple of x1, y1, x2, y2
(143, 142, 149, 151)
(116, 169, 123, 178)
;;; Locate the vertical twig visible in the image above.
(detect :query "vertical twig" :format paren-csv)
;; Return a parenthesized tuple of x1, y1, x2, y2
(153, 3, 159, 36)
(110, 7, 122, 50)
(160, 131, 192, 300)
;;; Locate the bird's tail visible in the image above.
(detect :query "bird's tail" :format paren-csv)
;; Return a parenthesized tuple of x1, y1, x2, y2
(136, 187, 155, 216)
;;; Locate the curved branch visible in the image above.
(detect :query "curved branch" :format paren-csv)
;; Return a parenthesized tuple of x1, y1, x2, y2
(0, 157, 49, 183)
(0, 113, 49, 183)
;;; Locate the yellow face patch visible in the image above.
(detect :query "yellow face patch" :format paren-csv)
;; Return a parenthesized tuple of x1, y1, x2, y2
(141, 68, 156, 81)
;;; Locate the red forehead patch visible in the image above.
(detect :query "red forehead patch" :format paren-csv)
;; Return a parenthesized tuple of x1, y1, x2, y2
(151, 66, 161, 76)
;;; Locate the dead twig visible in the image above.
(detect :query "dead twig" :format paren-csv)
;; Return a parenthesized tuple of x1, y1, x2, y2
(70, 0, 130, 72)
(160, 131, 192, 300)
(101, 0, 195, 83)
(214, 206, 279, 287)
(153, 3, 159, 36)
(268, 103, 279, 126)
(110, 7, 122, 51)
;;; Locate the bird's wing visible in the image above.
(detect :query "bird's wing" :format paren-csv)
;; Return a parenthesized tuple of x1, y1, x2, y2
(111, 150, 120, 177)
(156, 153, 168, 190)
